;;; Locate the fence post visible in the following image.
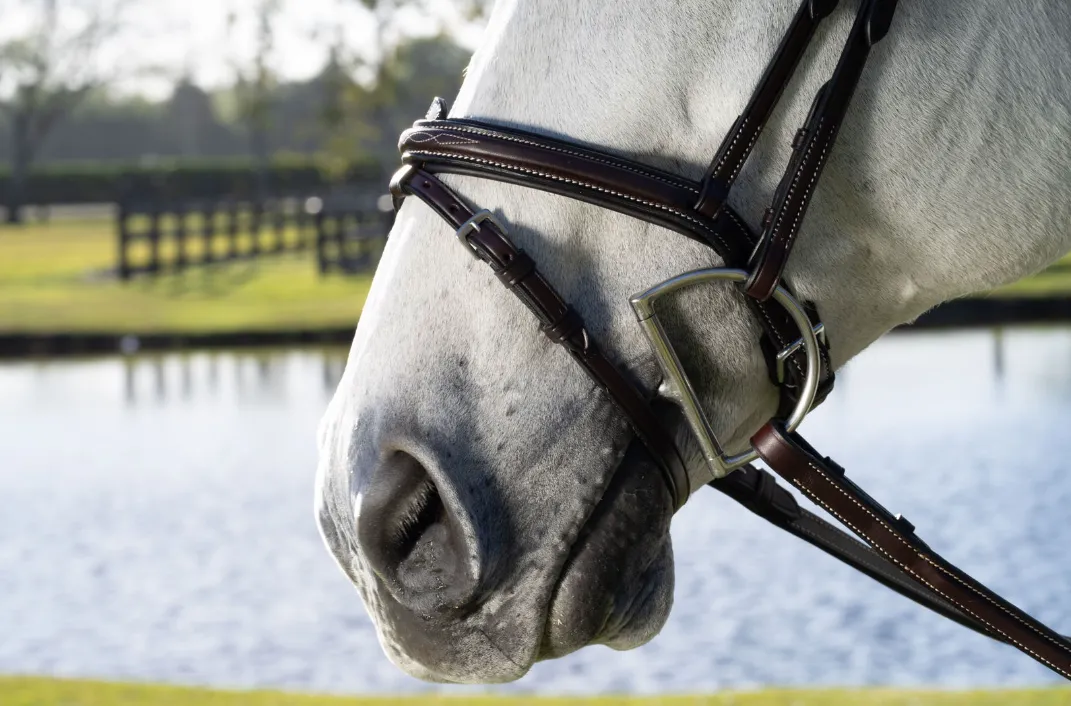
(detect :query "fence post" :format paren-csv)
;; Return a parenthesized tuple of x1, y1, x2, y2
(202, 202, 216, 266)
(296, 198, 310, 250)
(174, 201, 188, 274)
(226, 201, 239, 261)
(249, 201, 262, 259)
(315, 211, 329, 274)
(273, 202, 286, 253)
(148, 206, 161, 275)
(117, 201, 130, 281)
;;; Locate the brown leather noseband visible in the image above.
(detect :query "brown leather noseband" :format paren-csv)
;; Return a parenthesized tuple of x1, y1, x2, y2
(389, 0, 1071, 681)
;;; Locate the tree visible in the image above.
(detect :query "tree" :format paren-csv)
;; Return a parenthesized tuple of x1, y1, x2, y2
(315, 0, 475, 180)
(229, 0, 283, 203)
(315, 33, 471, 182)
(371, 32, 472, 145)
(0, 0, 130, 223)
(301, 0, 483, 180)
(169, 78, 222, 158)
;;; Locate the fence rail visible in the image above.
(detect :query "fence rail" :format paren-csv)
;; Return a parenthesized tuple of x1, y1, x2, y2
(117, 199, 321, 280)
(314, 205, 393, 275)
(116, 196, 394, 280)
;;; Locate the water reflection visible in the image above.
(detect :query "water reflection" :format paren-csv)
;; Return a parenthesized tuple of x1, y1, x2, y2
(833, 326, 1071, 410)
(118, 348, 349, 405)
(322, 355, 347, 392)
(993, 326, 1005, 381)
(1, 328, 1069, 693)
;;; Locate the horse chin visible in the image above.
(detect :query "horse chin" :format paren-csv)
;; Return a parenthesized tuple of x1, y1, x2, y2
(538, 439, 676, 660)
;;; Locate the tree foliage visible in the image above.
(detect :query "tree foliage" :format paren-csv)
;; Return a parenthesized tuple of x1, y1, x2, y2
(0, 1, 479, 212)
(318, 33, 472, 180)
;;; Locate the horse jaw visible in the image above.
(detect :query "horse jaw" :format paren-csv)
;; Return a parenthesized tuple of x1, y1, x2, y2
(316, 0, 1071, 683)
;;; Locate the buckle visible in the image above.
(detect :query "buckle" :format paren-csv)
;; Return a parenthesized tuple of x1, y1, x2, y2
(455, 209, 505, 260)
(776, 321, 827, 383)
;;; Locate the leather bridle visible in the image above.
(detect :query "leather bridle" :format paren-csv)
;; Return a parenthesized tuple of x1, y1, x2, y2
(388, 0, 1071, 680)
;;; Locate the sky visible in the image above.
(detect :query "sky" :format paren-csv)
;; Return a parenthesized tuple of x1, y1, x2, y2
(0, 0, 485, 101)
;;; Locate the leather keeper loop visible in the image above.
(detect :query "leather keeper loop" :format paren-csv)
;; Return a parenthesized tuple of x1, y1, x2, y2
(541, 309, 587, 351)
(494, 251, 536, 289)
(694, 178, 730, 219)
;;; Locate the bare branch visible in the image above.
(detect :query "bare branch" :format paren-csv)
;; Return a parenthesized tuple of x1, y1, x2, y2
(0, 0, 135, 222)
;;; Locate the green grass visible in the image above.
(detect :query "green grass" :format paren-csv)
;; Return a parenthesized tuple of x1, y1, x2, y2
(1, 216, 1070, 335)
(0, 678, 1068, 706)
(987, 251, 1071, 297)
(0, 217, 372, 334)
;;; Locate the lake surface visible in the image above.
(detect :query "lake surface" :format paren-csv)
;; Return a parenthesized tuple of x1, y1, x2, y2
(2, 328, 1070, 694)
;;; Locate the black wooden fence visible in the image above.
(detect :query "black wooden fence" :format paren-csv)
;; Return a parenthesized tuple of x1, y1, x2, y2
(314, 198, 394, 275)
(116, 199, 318, 280)
(116, 196, 394, 279)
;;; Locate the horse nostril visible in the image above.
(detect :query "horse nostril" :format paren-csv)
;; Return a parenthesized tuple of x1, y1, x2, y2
(358, 450, 479, 614)
(393, 477, 444, 563)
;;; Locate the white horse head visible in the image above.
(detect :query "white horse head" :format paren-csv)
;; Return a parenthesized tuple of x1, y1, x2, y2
(315, 0, 1071, 683)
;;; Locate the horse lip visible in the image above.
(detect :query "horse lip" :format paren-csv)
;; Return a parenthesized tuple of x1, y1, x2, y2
(537, 436, 674, 659)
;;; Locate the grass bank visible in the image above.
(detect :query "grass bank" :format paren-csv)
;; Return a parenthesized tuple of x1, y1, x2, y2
(994, 257, 1071, 297)
(0, 217, 371, 334)
(1, 678, 1068, 706)
(1, 216, 1070, 337)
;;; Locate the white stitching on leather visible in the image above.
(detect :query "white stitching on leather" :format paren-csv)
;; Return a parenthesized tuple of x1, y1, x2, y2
(793, 469, 1070, 677)
(754, 299, 786, 346)
(719, 117, 762, 183)
(406, 150, 734, 254)
(406, 131, 480, 147)
(720, 209, 768, 271)
(799, 514, 960, 614)
(770, 119, 836, 249)
(809, 460, 1071, 652)
(794, 522, 926, 595)
(796, 460, 1071, 678)
(410, 149, 814, 388)
(426, 124, 701, 193)
(728, 128, 762, 183)
(713, 116, 749, 176)
(721, 207, 750, 236)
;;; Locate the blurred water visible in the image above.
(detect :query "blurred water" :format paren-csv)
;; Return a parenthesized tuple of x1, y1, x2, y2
(1, 328, 1070, 694)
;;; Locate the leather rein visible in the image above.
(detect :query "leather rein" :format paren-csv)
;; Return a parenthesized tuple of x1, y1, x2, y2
(388, 0, 1071, 680)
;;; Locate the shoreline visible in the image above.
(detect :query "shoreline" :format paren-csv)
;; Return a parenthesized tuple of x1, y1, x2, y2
(3, 297, 1071, 359)
(0, 328, 356, 359)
